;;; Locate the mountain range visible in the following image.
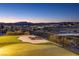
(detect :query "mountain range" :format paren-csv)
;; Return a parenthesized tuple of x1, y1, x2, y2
(0, 22, 79, 26)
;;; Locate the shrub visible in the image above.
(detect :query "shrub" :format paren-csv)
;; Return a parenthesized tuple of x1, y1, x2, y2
(24, 32, 30, 35)
(6, 31, 30, 35)
(6, 31, 16, 35)
(48, 33, 58, 42)
(15, 31, 24, 35)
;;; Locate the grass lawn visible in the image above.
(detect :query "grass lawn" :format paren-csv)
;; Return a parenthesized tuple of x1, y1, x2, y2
(0, 36, 78, 56)
(0, 36, 21, 47)
(0, 43, 78, 56)
(0, 36, 21, 43)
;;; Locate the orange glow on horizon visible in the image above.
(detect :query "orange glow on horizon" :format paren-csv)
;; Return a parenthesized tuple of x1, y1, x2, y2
(0, 18, 55, 23)
(0, 18, 76, 23)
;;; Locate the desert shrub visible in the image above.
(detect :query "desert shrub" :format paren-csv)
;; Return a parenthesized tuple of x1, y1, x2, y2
(6, 31, 16, 35)
(15, 31, 24, 35)
(24, 32, 30, 35)
(6, 31, 30, 35)
(6, 31, 24, 35)
(48, 33, 58, 42)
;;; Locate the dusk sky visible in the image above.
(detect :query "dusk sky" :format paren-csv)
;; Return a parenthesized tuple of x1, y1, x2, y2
(0, 3, 79, 23)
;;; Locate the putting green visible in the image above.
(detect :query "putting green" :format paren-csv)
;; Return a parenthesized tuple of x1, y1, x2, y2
(0, 36, 21, 43)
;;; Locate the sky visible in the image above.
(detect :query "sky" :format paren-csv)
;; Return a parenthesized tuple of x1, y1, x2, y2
(0, 3, 79, 23)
